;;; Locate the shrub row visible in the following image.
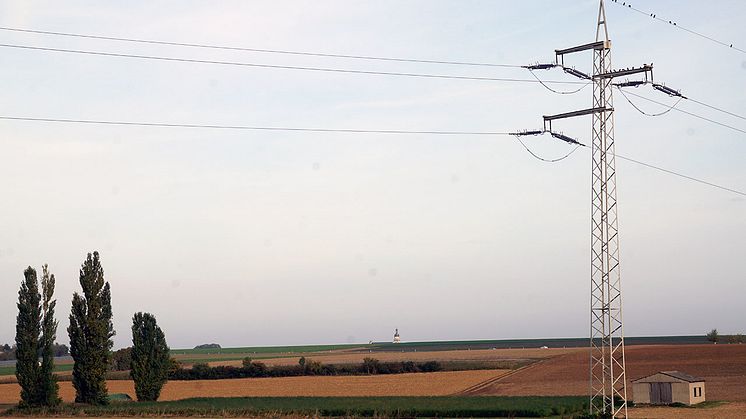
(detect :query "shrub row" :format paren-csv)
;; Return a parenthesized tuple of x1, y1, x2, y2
(168, 357, 442, 380)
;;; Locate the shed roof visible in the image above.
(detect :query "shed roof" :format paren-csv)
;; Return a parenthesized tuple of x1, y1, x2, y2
(632, 371, 704, 383)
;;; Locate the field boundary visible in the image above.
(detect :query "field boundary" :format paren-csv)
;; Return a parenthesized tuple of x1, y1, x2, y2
(452, 358, 549, 396)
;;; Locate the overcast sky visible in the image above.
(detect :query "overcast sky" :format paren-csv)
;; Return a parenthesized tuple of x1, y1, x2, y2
(0, 1, 744, 350)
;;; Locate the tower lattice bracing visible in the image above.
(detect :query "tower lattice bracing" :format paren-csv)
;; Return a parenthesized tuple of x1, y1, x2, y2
(522, 0, 660, 415)
(589, 1, 627, 417)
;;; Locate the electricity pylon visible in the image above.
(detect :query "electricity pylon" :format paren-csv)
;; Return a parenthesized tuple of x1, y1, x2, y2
(587, 2, 627, 416)
(527, 1, 658, 417)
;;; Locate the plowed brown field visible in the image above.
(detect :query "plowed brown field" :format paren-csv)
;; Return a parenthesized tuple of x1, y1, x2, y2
(0, 369, 509, 404)
(629, 402, 746, 418)
(467, 344, 746, 402)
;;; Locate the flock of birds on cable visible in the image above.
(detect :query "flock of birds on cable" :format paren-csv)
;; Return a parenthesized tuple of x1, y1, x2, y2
(611, 0, 737, 49)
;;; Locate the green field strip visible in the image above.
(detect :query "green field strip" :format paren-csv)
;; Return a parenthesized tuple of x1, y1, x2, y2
(2, 396, 588, 417)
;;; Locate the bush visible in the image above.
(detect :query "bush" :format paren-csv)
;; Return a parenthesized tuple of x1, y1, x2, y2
(110, 348, 132, 371)
(419, 361, 443, 372)
(194, 344, 221, 350)
(362, 357, 380, 374)
(167, 358, 445, 381)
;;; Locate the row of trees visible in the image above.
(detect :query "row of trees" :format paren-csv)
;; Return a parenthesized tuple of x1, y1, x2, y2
(14, 251, 170, 408)
(0, 343, 68, 361)
(706, 329, 745, 344)
(168, 356, 443, 380)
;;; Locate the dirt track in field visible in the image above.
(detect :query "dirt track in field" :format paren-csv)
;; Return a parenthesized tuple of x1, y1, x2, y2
(466, 344, 746, 402)
(0, 369, 509, 403)
(207, 347, 578, 367)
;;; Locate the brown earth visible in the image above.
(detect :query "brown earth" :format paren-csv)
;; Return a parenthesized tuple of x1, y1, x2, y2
(0, 369, 509, 404)
(629, 402, 746, 418)
(206, 347, 579, 367)
(467, 344, 746, 402)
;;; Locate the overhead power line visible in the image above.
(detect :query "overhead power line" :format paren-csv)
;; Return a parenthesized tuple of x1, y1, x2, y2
(0, 115, 512, 135)
(617, 87, 683, 117)
(513, 134, 583, 162)
(0, 113, 742, 197)
(686, 97, 746, 122)
(527, 69, 591, 95)
(610, 0, 746, 55)
(614, 154, 746, 197)
(619, 90, 746, 136)
(0, 26, 523, 68)
(0, 43, 584, 85)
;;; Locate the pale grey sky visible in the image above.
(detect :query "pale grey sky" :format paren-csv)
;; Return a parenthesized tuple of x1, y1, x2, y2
(0, 1, 744, 349)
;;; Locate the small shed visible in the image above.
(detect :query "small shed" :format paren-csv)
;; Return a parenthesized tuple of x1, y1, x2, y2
(632, 371, 705, 405)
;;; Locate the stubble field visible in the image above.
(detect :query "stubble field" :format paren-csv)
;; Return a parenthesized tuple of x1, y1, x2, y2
(2, 343, 745, 418)
(0, 369, 509, 404)
(466, 344, 746, 402)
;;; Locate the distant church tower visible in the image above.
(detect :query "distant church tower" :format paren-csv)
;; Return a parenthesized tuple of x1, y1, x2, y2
(393, 328, 401, 343)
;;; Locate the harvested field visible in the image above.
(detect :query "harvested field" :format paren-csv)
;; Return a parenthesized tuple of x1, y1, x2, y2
(205, 347, 579, 368)
(466, 344, 746, 402)
(0, 369, 509, 404)
(0, 381, 135, 405)
(629, 402, 746, 419)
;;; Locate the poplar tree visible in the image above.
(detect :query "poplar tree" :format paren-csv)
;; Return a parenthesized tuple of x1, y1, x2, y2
(68, 251, 115, 405)
(15, 267, 41, 407)
(39, 265, 61, 406)
(130, 312, 170, 401)
(14, 265, 61, 408)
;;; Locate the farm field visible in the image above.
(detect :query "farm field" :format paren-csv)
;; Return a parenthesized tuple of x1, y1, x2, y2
(1, 396, 588, 418)
(467, 344, 746, 402)
(2, 343, 744, 417)
(204, 347, 579, 368)
(0, 336, 711, 375)
(0, 369, 509, 404)
(163, 335, 708, 363)
(0, 346, 571, 383)
(628, 402, 746, 419)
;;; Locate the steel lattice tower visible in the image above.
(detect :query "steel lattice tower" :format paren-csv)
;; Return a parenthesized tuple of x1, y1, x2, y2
(530, 1, 658, 416)
(589, 1, 627, 417)
(521, 1, 672, 416)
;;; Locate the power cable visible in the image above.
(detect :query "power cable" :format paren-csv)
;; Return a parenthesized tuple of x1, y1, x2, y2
(0, 26, 522, 68)
(0, 115, 511, 135)
(619, 84, 746, 127)
(0, 43, 586, 85)
(610, 0, 746, 55)
(513, 135, 583, 162)
(528, 69, 591, 95)
(617, 86, 683, 117)
(0, 113, 742, 197)
(686, 97, 746, 122)
(614, 153, 746, 197)
(620, 90, 746, 136)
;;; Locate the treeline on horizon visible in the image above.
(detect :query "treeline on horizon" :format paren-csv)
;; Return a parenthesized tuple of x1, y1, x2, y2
(0, 343, 69, 361)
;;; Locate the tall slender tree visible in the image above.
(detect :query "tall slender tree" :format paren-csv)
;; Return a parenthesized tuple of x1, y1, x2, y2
(15, 267, 41, 407)
(68, 251, 115, 405)
(130, 312, 170, 401)
(39, 265, 61, 406)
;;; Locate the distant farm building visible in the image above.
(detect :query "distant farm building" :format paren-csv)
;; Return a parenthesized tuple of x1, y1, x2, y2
(632, 371, 705, 405)
(393, 329, 401, 344)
